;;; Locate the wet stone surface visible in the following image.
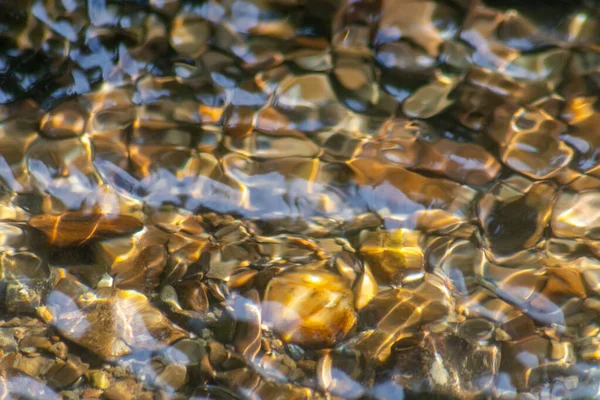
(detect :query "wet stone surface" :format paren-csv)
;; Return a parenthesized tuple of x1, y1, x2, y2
(0, 0, 599, 399)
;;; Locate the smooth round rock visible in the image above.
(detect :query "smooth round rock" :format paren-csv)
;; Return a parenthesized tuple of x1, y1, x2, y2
(170, 14, 210, 58)
(263, 267, 357, 347)
(155, 363, 187, 391)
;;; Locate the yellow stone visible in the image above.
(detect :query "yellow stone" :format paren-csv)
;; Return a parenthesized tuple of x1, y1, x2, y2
(263, 267, 356, 347)
(359, 229, 424, 284)
(90, 370, 110, 389)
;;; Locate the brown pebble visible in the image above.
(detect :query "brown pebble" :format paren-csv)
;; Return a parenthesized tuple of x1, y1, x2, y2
(208, 340, 227, 366)
(290, 368, 305, 382)
(297, 360, 317, 374)
(40, 100, 88, 139)
(49, 342, 69, 359)
(46, 359, 85, 389)
(82, 388, 103, 399)
(135, 393, 154, 400)
(111, 367, 128, 379)
(155, 363, 187, 391)
(29, 213, 144, 247)
(103, 379, 139, 400)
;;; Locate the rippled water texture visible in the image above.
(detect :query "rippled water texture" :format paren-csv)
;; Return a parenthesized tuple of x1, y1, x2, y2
(1, 0, 600, 399)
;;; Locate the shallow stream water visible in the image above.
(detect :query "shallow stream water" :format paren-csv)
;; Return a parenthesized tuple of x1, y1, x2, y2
(1, 0, 600, 399)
